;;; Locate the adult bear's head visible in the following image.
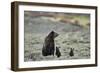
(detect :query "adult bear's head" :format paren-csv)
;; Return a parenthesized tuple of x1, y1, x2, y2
(47, 31, 59, 39)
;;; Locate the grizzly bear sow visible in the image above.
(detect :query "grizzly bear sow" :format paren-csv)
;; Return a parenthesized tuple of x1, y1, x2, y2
(42, 31, 59, 56)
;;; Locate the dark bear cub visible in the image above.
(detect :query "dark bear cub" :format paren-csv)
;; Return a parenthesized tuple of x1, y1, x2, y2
(69, 48, 74, 57)
(56, 47, 61, 58)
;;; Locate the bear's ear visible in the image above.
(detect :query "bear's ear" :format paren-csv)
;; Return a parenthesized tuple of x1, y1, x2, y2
(47, 31, 54, 37)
